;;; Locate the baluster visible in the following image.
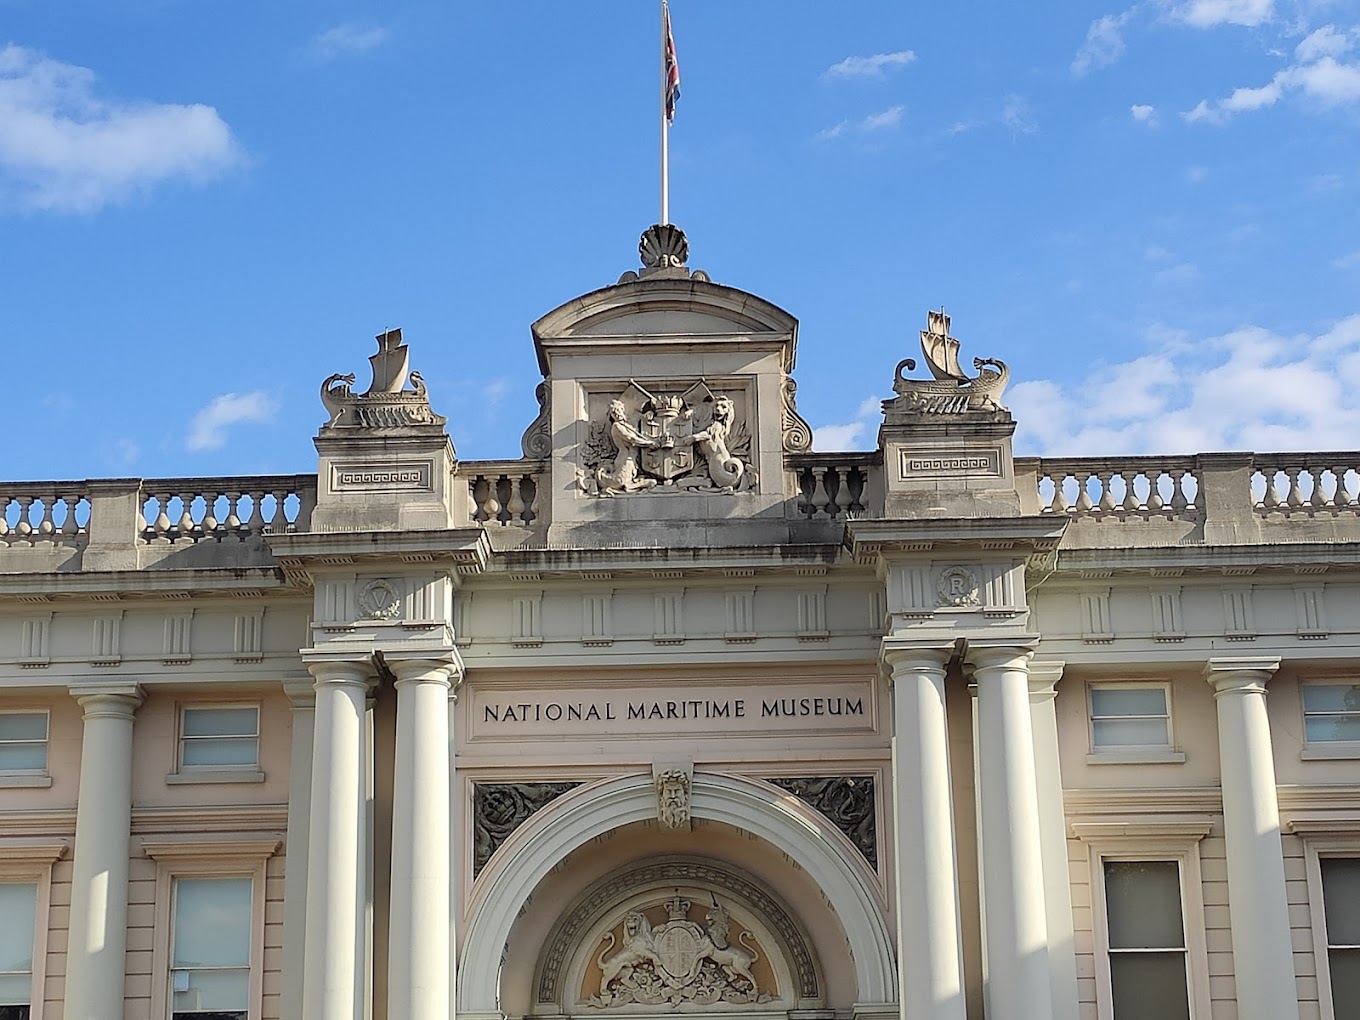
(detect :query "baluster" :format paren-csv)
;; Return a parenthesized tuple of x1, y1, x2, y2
(1171, 472, 1189, 512)
(1097, 471, 1116, 512)
(1281, 467, 1303, 509)
(521, 476, 539, 523)
(468, 479, 482, 522)
(61, 495, 80, 538)
(201, 490, 220, 537)
(15, 496, 33, 539)
(506, 476, 526, 525)
(0, 496, 10, 541)
(818, 468, 838, 518)
(1049, 474, 1069, 514)
(480, 478, 501, 523)
(1145, 472, 1164, 511)
(269, 489, 289, 531)
(834, 467, 854, 517)
(245, 490, 265, 535)
(1262, 470, 1282, 509)
(151, 492, 171, 541)
(36, 496, 56, 537)
(1075, 473, 1095, 512)
(174, 493, 194, 539)
(224, 490, 243, 535)
(1336, 466, 1355, 508)
(1122, 474, 1140, 512)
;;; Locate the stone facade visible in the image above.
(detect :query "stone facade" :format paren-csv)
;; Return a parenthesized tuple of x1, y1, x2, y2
(2, 225, 1358, 1020)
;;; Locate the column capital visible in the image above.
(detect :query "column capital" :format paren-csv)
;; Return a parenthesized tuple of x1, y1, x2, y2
(1028, 659, 1066, 700)
(1204, 656, 1281, 696)
(302, 655, 374, 689)
(880, 639, 953, 676)
(68, 682, 144, 718)
(966, 639, 1038, 675)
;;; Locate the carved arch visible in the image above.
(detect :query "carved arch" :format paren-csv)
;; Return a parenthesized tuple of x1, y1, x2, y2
(457, 772, 896, 1013)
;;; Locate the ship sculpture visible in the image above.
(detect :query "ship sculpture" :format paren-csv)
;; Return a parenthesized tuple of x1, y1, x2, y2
(888, 310, 1010, 415)
(319, 328, 448, 430)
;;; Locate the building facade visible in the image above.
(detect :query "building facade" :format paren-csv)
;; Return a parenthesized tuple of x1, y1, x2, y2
(2, 225, 1358, 1020)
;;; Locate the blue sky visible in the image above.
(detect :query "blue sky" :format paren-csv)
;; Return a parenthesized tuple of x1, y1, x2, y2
(2, 1, 1358, 482)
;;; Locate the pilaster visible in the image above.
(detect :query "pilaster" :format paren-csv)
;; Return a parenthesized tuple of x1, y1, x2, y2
(281, 678, 317, 1020)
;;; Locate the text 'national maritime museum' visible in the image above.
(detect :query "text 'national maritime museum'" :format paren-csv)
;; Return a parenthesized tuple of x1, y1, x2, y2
(2, 225, 1358, 1020)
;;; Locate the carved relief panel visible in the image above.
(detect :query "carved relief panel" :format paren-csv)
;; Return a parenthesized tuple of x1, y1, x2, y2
(578, 380, 757, 497)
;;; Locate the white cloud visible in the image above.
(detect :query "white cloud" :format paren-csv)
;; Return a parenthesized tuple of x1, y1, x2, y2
(1001, 94, 1037, 136)
(1184, 39, 1360, 121)
(1185, 163, 1210, 182)
(1312, 171, 1343, 191)
(815, 106, 904, 141)
(0, 45, 242, 213)
(112, 438, 140, 466)
(1296, 25, 1355, 62)
(812, 396, 884, 452)
(1171, 0, 1274, 28)
(1130, 103, 1159, 123)
(822, 51, 916, 80)
(1334, 249, 1360, 269)
(1073, 13, 1133, 76)
(1012, 315, 1360, 456)
(312, 23, 390, 61)
(186, 392, 278, 451)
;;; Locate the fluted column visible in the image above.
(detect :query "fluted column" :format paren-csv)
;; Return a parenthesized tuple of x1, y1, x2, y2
(65, 682, 144, 1020)
(281, 679, 316, 1020)
(1204, 657, 1297, 1020)
(387, 657, 458, 1020)
(302, 659, 372, 1020)
(1027, 661, 1079, 1020)
(970, 645, 1053, 1020)
(883, 644, 966, 1020)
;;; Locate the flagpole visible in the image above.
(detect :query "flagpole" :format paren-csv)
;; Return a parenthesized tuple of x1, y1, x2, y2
(660, 0, 670, 225)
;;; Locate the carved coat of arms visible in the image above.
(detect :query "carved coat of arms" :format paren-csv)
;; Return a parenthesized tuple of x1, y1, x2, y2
(581, 381, 754, 497)
(589, 895, 770, 1008)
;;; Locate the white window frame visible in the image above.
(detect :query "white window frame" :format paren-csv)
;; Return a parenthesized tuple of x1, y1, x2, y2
(143, 837, 279, 1020)
(0, 709, 52, 789)
(1296, 826, 1360, 1020)
(0, 840, 68, 1020)
(1085, 681, 1186, 765)
(1073, 821, 1213, 1020)
(1299, 681, 1360, 761)
(167, 704, 265, 785)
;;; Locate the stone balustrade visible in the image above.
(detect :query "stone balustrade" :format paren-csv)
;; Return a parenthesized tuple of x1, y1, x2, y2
(4, 452, 1360, 571)
(0, 484, 91, 547)
(467, 462, 544, 527)
(1018, 457, 1202, 519)
(789, 454, 880, 520)
(138, 476, 317, 544)
(1251, 454, 1360, 515)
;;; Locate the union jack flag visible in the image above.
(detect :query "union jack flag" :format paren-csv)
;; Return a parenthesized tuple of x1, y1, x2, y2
(663, 2, 681, 124)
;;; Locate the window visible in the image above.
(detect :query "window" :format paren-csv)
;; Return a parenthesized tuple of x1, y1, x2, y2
(1303, 683, 1360, 746)
(1076, 822, 1212, 1020)
(144, 837, 276, 1020)
(0, 713, 47, 773)
(0, 883, 36, 1020)
(1103, 861, 1191, 1019)
(169, 877, 252, 1020)
(1087, 684, 1184, 764)
(1317, 856, 1360, 1020)
(179, 706, 259, 770)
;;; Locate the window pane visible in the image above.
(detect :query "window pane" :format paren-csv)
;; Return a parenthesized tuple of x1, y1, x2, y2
(1305, 715, 1360, 743)
(1091, 688, 1168, 718)
(0, 884, 36, 972)
(1323, 859, 1360, 945)
(173, 878, 251, 968)
(0, 972, 31, 1007)
(1105, 860, 1184, 949)
(1329, 948, 1360, 1020)
(181, 737, 258, 768)
(0, 715, 46, 741)
(1109, 951, 1191, 1020)
(172, 967, 249, 1012)
(182, 708, 257, 738)
(1093, 717, 1170, 747)
(0, 745, 46, 771)
(1303, 684, 1360, 714)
